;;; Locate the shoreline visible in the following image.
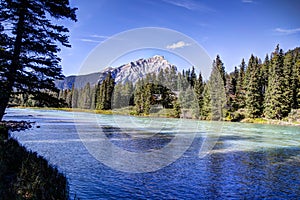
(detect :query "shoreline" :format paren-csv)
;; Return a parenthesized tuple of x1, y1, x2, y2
(9, 106, 300, 127)
(0, 123, 69, 199)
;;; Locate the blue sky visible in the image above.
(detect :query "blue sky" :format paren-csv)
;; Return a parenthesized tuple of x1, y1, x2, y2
(60, 0, 300, 76)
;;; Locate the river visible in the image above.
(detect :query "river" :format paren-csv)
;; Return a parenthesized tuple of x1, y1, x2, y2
(4, 108, 300, 199)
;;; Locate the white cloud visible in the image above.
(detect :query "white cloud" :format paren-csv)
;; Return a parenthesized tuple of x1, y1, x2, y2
(274, 28, 300, 35)
(90, 34, 111, 39)
(78, 34, 112, 43)
(79, 38, 101, 43)
(242, 0, 254, 3)
(166, 41, 191, 50)
(162, 0, 214, 12)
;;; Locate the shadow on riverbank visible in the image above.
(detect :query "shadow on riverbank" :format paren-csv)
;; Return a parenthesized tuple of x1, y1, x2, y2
(0, 126, 69, 200)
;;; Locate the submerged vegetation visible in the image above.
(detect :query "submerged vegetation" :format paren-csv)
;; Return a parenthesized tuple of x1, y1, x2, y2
(0, 126, 69, 199)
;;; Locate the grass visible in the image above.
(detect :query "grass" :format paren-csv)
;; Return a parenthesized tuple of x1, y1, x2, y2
(0, 126, 69, 200)
(241, 118, 268, 124)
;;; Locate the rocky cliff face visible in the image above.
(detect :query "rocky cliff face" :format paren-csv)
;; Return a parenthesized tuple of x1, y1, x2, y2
(56, 55, 176, 90)
(111, 55, 175, 84)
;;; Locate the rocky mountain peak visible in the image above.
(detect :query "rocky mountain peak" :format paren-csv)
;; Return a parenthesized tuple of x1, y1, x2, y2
(107, 55, 176, 84)
(56, 55, 177, 90)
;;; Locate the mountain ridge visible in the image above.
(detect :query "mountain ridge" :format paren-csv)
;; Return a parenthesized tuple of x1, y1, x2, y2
(56, 55, 177, 90)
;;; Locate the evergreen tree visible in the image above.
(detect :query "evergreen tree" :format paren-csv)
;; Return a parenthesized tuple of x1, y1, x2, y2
(0, 0, 77, 120)
(213, 55, 226, 87)
(95, 72, 115, 110)
(245, 55, 263, 118)
(293, 52, 300, 108)
(190, 66, 197, 87)
(225, 73, 234, 112)
(134, 79, 143, 114)
(112, 83, 122, 109)
(236, 59, 246, 109)
(173, 101, 181, 118)
(261, 54, 270, 96)
(264, 46, 285, 119)
(194, 72, 204, 117)
(82, 82, 91, 109)
(143, 83, 152, 115)
(90, 85, 96, 110)
(201, 83, 211, 120)
(66, 86, 73, 108)
(281, 52, 294, 115)
(169, 66, 178, 91)
(209, 60, 226, 121)
(72, 87, 79, 108)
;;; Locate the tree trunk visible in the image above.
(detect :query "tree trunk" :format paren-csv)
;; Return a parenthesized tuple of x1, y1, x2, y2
(0, 97, 10, 121)
(0, 2, 26, 121)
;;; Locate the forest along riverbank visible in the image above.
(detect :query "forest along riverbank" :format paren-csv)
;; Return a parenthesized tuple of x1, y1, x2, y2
(14, 106, 300, 127)
(0, 122, 69, 199)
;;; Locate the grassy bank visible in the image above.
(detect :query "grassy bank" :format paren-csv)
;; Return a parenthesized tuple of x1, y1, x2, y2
(0, 126, 69, 200)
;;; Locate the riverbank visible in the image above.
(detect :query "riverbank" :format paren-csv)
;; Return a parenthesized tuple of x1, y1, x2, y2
(0, 125, 69, 199)
(12, 106, 300, 127)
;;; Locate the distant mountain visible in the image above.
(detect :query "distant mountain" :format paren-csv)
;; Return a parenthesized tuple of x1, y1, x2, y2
(56, 55, 177, 90)
(55, 72, 103, 90)
(112, 55, 177, 84)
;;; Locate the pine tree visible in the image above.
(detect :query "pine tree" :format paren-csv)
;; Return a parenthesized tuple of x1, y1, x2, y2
(201, 83, 211, 120)
(245, 56, 263, 118)
(281, 52, 294, 115)
(0, 0, 77, 120)
(90, 85, 96, 110)
(169, 66, 178, 91)
(112, 83, 122, 109)
(264, 46, 285, 119)
(209, 60, 226, 121)
(173, 101, 181, 118)
(194, 72, 204, 117)
(229, 66, 239, 111)
(143, 83, 152, 115)
(293, 52, 300, 108)
(213, 55, 226, 87)
(190, 66, 197, 87)
(134, 79, 143, 114)
(225, 73, 234, 112)
(82, 82, 91, 109)
(72, 88, 79, 108)
(261, 54, 270, 97)
(95, 72, 115, 110)
(236, 59, 246, 109)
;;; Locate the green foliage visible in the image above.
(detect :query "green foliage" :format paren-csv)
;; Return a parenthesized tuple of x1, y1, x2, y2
(245, 55, 263, 118)
(213, 55, 226, 87)
(193, 73, 204, 118)
(95, 72, 115, 110)
(264, 46, 285, 119)
(0, 0, 77, 120)
(235, 59, 246, 109)
(209, 58, 227, 121)
(201, 83, 212, 120)
(173, 101, 181, 118)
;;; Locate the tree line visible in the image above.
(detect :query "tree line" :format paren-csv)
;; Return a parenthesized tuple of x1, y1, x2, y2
(54, 45, 300, 121)
(9, 45, 300, 121)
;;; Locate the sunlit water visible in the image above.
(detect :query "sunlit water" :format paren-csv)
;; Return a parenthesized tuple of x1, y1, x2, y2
(4, 108, 300, 199)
